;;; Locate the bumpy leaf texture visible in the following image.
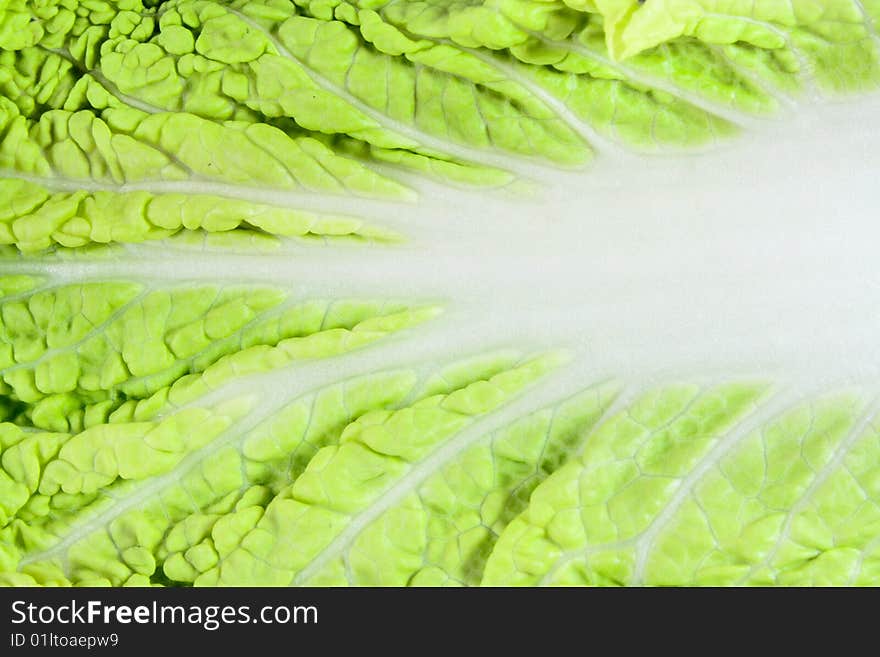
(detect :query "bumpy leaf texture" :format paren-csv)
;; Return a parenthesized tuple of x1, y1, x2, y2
(0, 0, 879, 586)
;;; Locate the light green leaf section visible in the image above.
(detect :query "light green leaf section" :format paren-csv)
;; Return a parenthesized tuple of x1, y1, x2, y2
(299, 382, 619, 586)
(594, 0, 880, 77)
(292, 0, 880, 147)
(2, 343, 880, 586)
(482, 385, 880, 586)
(0, 371, 415, 585)
(0, 0, 878, 259)
(0, 93, 409, 198)
(296, 0, 745, 148)
(198, 352, 561, 585)
(0, 274, 44, 298)
(0, 179, 399, 252)
(0, 351, 560, 586)
(1, 0, 877, 217)
(0, 279, 440, 433)
(89, 0, 585, 165)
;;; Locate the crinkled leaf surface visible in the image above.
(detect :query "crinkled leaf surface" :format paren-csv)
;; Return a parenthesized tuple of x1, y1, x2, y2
(1, 0, 880, 586)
